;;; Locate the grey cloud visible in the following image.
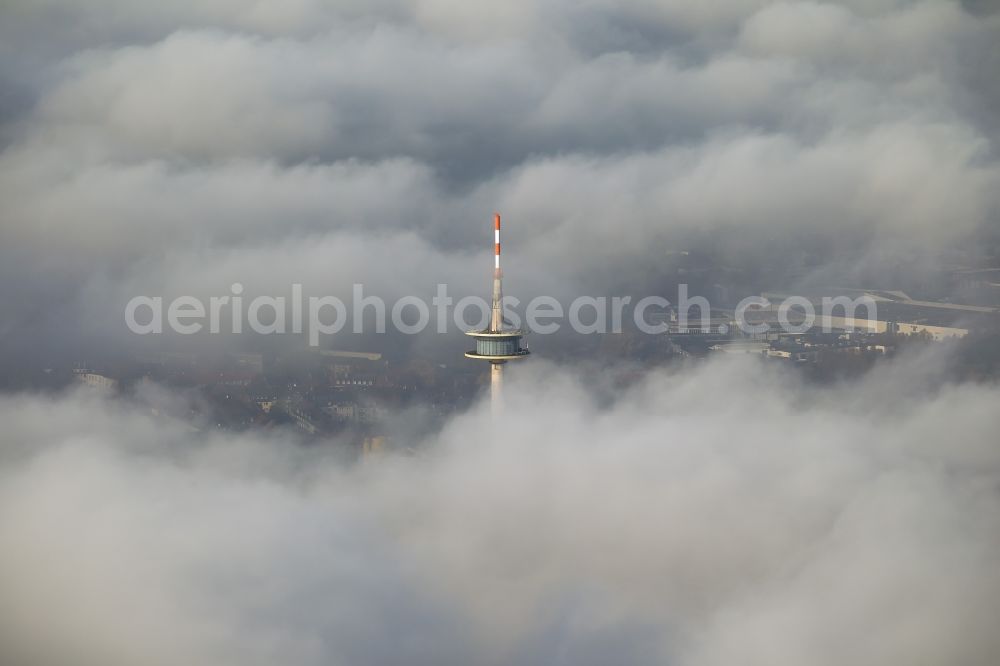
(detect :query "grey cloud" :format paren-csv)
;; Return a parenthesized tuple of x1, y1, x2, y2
(12, 2, 994, 167)
(1, 0, 999, 363)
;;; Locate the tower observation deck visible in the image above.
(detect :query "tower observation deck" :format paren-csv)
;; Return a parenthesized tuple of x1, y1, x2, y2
(465, 213, 529, 413)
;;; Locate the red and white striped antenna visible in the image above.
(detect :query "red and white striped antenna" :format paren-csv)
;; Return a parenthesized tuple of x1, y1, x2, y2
(490, 213, 504, 332)
(494, 212, 501, 272)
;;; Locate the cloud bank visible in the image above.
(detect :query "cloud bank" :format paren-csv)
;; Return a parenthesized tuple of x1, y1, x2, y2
(1, 354, 999, 665)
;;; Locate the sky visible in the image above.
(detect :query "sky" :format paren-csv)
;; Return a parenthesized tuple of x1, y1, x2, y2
(1, 1, 1000, 664)
(0, 0, 999, 360)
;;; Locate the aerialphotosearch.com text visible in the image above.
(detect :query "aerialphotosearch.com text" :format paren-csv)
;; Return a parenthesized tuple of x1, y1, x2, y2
(124, 283, 878, 346)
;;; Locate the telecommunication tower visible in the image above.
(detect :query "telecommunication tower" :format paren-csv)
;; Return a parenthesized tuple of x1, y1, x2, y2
(464, 213, 529, 415)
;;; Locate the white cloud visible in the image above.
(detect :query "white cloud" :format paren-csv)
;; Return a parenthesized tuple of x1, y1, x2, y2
(1, 355, 998, 664)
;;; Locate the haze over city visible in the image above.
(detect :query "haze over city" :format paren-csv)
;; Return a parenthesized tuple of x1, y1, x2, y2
(1, 1, 999, 665)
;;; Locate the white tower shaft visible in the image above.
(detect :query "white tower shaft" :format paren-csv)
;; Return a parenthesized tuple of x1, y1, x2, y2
(491, 361, 503, 418)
